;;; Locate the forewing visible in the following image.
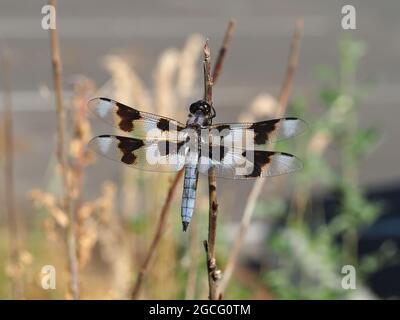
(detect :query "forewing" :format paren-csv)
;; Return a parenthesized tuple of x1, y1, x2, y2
(88, 97, 187, 140)
(209, 118, 307, 149)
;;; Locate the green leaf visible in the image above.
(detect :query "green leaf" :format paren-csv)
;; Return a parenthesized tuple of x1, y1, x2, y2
(350, 128, 380, 158)
(319, 88, 340, 108)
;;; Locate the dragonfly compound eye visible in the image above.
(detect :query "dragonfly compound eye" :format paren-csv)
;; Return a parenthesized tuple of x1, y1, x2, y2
(189, 100, 212, 115)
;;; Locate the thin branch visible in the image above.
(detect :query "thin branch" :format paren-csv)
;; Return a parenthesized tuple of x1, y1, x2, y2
(131, 169, 184, 299)
(203, 40, 213, 104)
(204, 42, 217, 259)
(49, 0, 79, 299)
(219, 20, 304, 295)
(212, 20, 236, 85)
(276, 20, 303, 117)
(203, 39, 223, 300)
(1, 48, 23, 299)
(202, 20, 236, 300)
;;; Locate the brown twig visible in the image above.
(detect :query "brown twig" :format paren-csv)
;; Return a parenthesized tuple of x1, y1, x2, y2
(131, 169, 184, 299)
(203, 40, 222, 300)
(1, 48, 23, 299)
(49, 0, 79, 299)
(70, 78, 96, 270)
(219, 20, 304, 295)
(276, 20, 303, 117)
(203, 20, 236, 300)
(212, 20, 236, 85)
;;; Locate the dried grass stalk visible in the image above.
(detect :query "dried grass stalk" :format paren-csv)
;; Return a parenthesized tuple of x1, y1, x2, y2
(103, 55, 152, 111)
(154, 48, 179, 116)
(1, 48, 23, 299)
(177, 34, 205, 104)
(48, 0, 79, 299)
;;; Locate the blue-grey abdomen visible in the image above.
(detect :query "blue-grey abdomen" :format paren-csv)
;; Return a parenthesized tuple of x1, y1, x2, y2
(181, 164, 198, 231)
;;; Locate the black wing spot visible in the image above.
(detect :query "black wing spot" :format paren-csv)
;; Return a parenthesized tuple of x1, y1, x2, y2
(242, 150, 273, 178)
(116, 136, 145, 165)
(157, 141, 186, 156)
(115, 102, 142, 132)
(250, 119, 281, 145)
(213, 124, 231, 138)
(214, 124, 230, 132)
(157, 118, 171, 132)
(202, 145, 228, 161)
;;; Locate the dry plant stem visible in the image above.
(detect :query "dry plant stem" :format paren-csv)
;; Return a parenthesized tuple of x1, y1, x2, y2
(212, 20, 235, 84)
(203, 20, 236, 300)
(71, 81, 92, 200)
(131, 169, 184, 299)
(219, 20, 304, 295)
(275, 21, 303, 117)
(49, 0, 79, 300)
(1, 49, 23, 299)
(204, 46, 217, 258)
(71, 79, 96, 271)
(203, 40, 222, 300)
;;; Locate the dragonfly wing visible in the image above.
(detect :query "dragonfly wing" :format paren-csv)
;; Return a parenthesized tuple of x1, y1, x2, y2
(209, 118, 307, 149)
(89, 135, 187, 172)
(88, 97, 187, 140)
(198, 146, 303, 179)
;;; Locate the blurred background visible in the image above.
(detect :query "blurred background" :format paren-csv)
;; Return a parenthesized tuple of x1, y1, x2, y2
(0, 0, 400, 299)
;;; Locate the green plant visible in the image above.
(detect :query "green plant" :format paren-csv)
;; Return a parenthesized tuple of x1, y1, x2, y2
(262, 36, 397, 299)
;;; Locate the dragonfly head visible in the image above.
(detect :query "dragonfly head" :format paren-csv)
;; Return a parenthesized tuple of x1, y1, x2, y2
(188, 100, 215, 126)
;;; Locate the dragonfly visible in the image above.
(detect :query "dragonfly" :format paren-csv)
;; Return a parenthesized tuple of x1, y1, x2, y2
(88, 97, 307, 231)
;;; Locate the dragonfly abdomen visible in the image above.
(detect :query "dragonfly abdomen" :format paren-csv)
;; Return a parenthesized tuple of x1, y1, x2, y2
(181, 164, 199, 231)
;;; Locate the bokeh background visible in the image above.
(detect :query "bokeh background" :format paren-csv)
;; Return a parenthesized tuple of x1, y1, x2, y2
(0, 0, 400, 299)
